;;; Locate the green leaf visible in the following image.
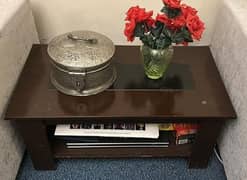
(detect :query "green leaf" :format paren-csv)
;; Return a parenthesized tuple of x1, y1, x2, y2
(162, 25, 172, 37)
(140, 36, 148, 46)
(140, 34, 155, 48)
(161, 6, 181, 18)
(134, 23, 145, 38)
(181, 27, 193, 42)
(172, 31, 184, 43)
(161, 6, 168, 15)
(171, 27, 194, 44)
(156, 37, 172, 49)
(151, 21, 164, 38)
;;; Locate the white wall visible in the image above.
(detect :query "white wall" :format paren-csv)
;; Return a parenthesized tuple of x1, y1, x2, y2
(211, 0, 247, 179)
(0, 0, 39, 179)
(30, 0, 221, 45)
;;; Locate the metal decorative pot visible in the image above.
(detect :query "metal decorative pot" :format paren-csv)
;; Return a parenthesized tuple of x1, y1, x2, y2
(47, 30, 116, 96)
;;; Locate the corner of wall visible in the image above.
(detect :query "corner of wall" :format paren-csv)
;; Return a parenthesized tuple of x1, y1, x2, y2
(210, 0, 247, 179)
(0, 0, 39, 179)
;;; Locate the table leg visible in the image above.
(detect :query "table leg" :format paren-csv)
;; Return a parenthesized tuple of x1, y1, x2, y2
(189, 120, 223, 168)
(16, 120, 56, 170)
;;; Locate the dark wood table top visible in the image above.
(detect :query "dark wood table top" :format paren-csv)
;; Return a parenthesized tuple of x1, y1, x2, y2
(5, 45, 236, 122)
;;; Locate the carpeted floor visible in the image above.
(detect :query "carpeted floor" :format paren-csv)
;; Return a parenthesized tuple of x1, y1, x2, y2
(16, 152, 227, 180)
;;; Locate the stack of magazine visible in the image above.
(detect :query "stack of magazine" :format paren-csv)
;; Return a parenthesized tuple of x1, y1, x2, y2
(54, 123, 170, 148)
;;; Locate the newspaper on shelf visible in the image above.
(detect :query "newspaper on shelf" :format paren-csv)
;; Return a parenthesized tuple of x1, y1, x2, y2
(55, 123, 159, 139)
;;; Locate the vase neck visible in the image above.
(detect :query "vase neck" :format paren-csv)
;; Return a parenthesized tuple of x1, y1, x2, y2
(142, 45, 173, 51)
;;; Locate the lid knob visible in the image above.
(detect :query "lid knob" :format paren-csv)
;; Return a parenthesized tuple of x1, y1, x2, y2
(67, 33, 98, 44)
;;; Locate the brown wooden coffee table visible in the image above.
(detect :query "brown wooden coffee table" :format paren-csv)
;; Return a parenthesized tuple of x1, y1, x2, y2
(5, 45, 236, 170)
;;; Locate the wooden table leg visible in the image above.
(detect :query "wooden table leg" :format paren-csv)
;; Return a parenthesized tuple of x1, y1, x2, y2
(189, 120, 223, 168)
(16, 120, 56, 170)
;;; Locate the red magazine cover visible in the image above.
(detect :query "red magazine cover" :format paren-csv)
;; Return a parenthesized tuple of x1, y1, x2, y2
(173, 123, 199, 136)
(173, 124, 199, 144)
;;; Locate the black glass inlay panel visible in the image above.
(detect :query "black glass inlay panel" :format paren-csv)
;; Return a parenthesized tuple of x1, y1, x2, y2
(111, 63, 194, 90)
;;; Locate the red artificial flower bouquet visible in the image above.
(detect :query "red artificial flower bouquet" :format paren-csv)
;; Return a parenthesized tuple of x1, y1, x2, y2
(124, 0, 205, 49)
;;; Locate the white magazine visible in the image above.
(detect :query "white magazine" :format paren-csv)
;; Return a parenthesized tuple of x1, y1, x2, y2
(55, 123, 159, 139)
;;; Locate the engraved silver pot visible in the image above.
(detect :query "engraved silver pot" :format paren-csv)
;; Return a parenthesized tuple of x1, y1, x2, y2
(47, 31, 116, 96)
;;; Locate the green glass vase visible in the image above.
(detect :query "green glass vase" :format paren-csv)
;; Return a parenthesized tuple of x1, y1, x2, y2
(140, 45, 174, 80)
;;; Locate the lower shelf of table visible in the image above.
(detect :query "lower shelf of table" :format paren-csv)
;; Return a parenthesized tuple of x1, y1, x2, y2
(52, 140, 192, 159)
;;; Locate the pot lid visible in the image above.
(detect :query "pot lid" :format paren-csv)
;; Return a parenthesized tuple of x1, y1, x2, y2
(47, 31, 115, 69)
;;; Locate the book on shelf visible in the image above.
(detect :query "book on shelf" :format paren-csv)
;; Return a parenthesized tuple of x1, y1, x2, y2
(176, 134, 196, 145)
(159, 123, 175, 131)
(173, 123, 199, 145)
(55, 123, 159, 139)
(62, 131, 170, 149)
(54, 122, 199, 148)
(159, 123, 199, 145)
(66, 145, 169, 149)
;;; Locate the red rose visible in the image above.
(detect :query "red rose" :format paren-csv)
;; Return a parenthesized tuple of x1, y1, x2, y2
(146, 18, 155, 27)
(171, 15, 186, 29)
(124, 6, 155, 41)
(124, 19, 136, 41)
(186, 14, 205, 40)
(156, 13, 185, 30)
(181, 4, 197, 18)
(163, 0, 181, 9)
(181, 4, 204, 40)
(137, 9, 153, 23)
(125, 6, 153, 23)
(156, 14, 170, 25)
